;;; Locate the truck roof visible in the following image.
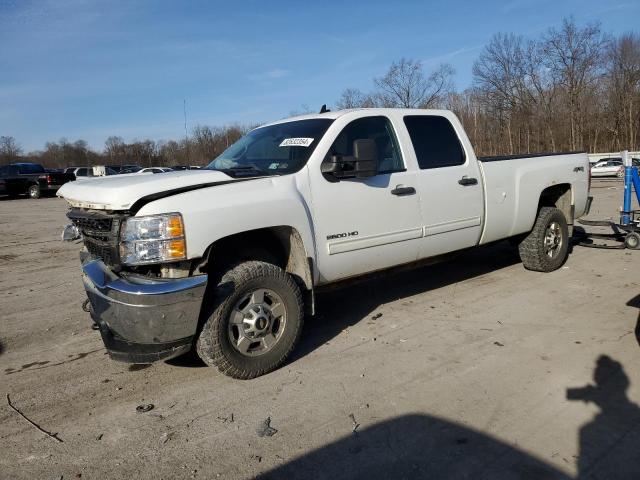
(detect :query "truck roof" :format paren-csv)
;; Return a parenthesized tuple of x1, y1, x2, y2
(262, 108, 452, 128)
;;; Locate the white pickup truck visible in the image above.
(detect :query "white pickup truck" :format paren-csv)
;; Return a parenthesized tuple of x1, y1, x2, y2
(59, 108, 591, 379)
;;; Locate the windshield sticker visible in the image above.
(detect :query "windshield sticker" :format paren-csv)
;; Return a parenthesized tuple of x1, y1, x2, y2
(279, 137, 314, 147)
(268, 163, 280, 169)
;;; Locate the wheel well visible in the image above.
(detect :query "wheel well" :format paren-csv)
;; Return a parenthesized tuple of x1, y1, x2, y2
(539, 184, 573, 224)
(203, 227, 313, 292)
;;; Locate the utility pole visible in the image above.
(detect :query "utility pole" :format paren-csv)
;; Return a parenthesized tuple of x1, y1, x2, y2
(183, 99, 190, 164)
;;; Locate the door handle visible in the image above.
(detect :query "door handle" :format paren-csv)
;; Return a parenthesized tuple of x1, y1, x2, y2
(458, 176, 478, 186)
(391, 185, 416, 196)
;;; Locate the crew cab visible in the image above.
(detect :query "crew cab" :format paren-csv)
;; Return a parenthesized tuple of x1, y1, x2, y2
(58, 108, 591, 379)
(0, 162, 74, 198)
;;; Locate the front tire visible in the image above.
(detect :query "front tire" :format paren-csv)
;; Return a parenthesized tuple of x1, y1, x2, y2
(196, 261, 304, 379)
(518, 207, 569, 272)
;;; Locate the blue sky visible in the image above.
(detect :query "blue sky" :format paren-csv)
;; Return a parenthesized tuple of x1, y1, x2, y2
(1, 0, 638, 152)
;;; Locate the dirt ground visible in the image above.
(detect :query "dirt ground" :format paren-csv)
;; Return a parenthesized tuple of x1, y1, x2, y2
(1, 181, 639, 479)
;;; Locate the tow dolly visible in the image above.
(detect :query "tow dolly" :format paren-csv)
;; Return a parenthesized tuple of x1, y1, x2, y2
(577, 150, 640, 250)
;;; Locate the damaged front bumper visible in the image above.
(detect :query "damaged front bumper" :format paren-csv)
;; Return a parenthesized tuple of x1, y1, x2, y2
(82, 258, 207, 363)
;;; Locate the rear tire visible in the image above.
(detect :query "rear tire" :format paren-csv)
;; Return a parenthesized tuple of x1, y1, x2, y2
(518, 207, 569, 272)
(196, 261, 304, 379)
(625, 232, 640, 250)
(28, 183, 41, 199)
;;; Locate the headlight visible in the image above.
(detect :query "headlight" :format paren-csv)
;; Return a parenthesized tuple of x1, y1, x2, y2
(119, 213, 186, 265)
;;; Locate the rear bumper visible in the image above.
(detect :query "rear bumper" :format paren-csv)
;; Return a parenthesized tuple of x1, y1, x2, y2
(82, 258, 207, 363)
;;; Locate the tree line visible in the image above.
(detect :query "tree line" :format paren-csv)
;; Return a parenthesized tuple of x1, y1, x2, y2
(1, 18, 639, 168)
(0, 125, 249, 169)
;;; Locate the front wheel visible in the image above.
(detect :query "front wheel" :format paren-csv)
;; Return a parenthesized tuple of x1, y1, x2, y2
(196, 261, 304, 379)
(518, 207, 569, 272)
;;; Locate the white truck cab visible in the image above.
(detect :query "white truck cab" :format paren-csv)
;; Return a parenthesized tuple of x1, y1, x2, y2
(59, 108, 591, 379)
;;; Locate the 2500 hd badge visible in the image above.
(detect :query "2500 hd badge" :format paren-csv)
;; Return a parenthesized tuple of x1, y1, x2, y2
(326, 231, 359, 240)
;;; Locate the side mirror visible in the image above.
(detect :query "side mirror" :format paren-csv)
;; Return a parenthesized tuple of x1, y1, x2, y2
(352, 139, 378, 178)
(321, 138, 378, 179)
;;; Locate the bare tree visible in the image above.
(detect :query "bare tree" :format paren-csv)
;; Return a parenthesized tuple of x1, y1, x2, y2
(336, 88, 377, 109)
(0, 136, 22, 162)
(374, 58, 454, 108)
(473, 34, 528, 153)
(105, 136, 125, 165)
(542, 18, 607, 150)
(605, 33, 640, 150)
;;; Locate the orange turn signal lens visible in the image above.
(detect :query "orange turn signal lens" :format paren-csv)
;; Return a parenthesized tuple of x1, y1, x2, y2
(167, 215, 184, 238)
(168, 239, 186, 258)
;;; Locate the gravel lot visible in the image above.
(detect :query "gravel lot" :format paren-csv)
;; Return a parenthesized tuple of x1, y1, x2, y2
(1, 181, 639, 479)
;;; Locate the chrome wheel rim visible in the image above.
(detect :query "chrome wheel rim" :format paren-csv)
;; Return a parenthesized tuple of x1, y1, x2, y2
(227, 288, 286, 357)
(29, 186, 38, 198)
(544, 222, 563, 258)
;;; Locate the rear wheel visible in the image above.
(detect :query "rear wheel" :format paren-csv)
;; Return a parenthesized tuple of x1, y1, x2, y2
(625, 232, 640, 250)
(196, 261, 304, 379)
(28, 183, 41, 199)
(518, 207, 569, 272)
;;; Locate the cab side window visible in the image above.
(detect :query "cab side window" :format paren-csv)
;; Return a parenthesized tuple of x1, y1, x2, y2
(404, 115, 466, 169)
(326, 116, 404, 174)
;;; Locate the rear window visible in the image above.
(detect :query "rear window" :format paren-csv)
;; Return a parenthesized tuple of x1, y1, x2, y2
(404, 116, 465, 169)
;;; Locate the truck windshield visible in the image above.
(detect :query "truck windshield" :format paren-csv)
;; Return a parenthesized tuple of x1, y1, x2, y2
(207, 119, 333, 176)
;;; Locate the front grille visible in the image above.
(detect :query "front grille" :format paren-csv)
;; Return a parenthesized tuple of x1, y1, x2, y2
(67, 209, 127, 266)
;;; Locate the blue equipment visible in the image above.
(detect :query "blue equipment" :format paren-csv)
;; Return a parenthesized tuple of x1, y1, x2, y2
(577, 151, 640, 250)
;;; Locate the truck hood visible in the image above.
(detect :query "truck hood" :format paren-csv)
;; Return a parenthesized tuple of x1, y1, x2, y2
(57, 170, 244, 211)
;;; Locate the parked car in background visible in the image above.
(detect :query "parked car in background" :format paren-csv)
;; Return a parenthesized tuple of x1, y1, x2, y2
(120, 166, 143, 174)
(590, 158, 640, 178)
(136, 167, 173, 174)
(590, 158, 623, 177)
(108, 165, 142, 174)
(171, 165, 202, 170)
(70, 166, 118, 179)
(0, 162, 74, 198)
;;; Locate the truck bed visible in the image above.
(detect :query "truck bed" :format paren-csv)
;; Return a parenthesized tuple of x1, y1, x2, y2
(477, 152, 590, 244)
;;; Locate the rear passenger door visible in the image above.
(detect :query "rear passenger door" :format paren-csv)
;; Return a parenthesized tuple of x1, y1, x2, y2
(404, 114, 484, 258)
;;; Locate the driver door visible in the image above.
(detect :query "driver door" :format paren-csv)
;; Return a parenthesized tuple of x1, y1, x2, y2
(309, 115, 423, 284)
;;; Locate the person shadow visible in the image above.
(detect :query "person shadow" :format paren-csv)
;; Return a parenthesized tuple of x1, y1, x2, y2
(567, 355, 640, 479)
(629, 293, 640, 348)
